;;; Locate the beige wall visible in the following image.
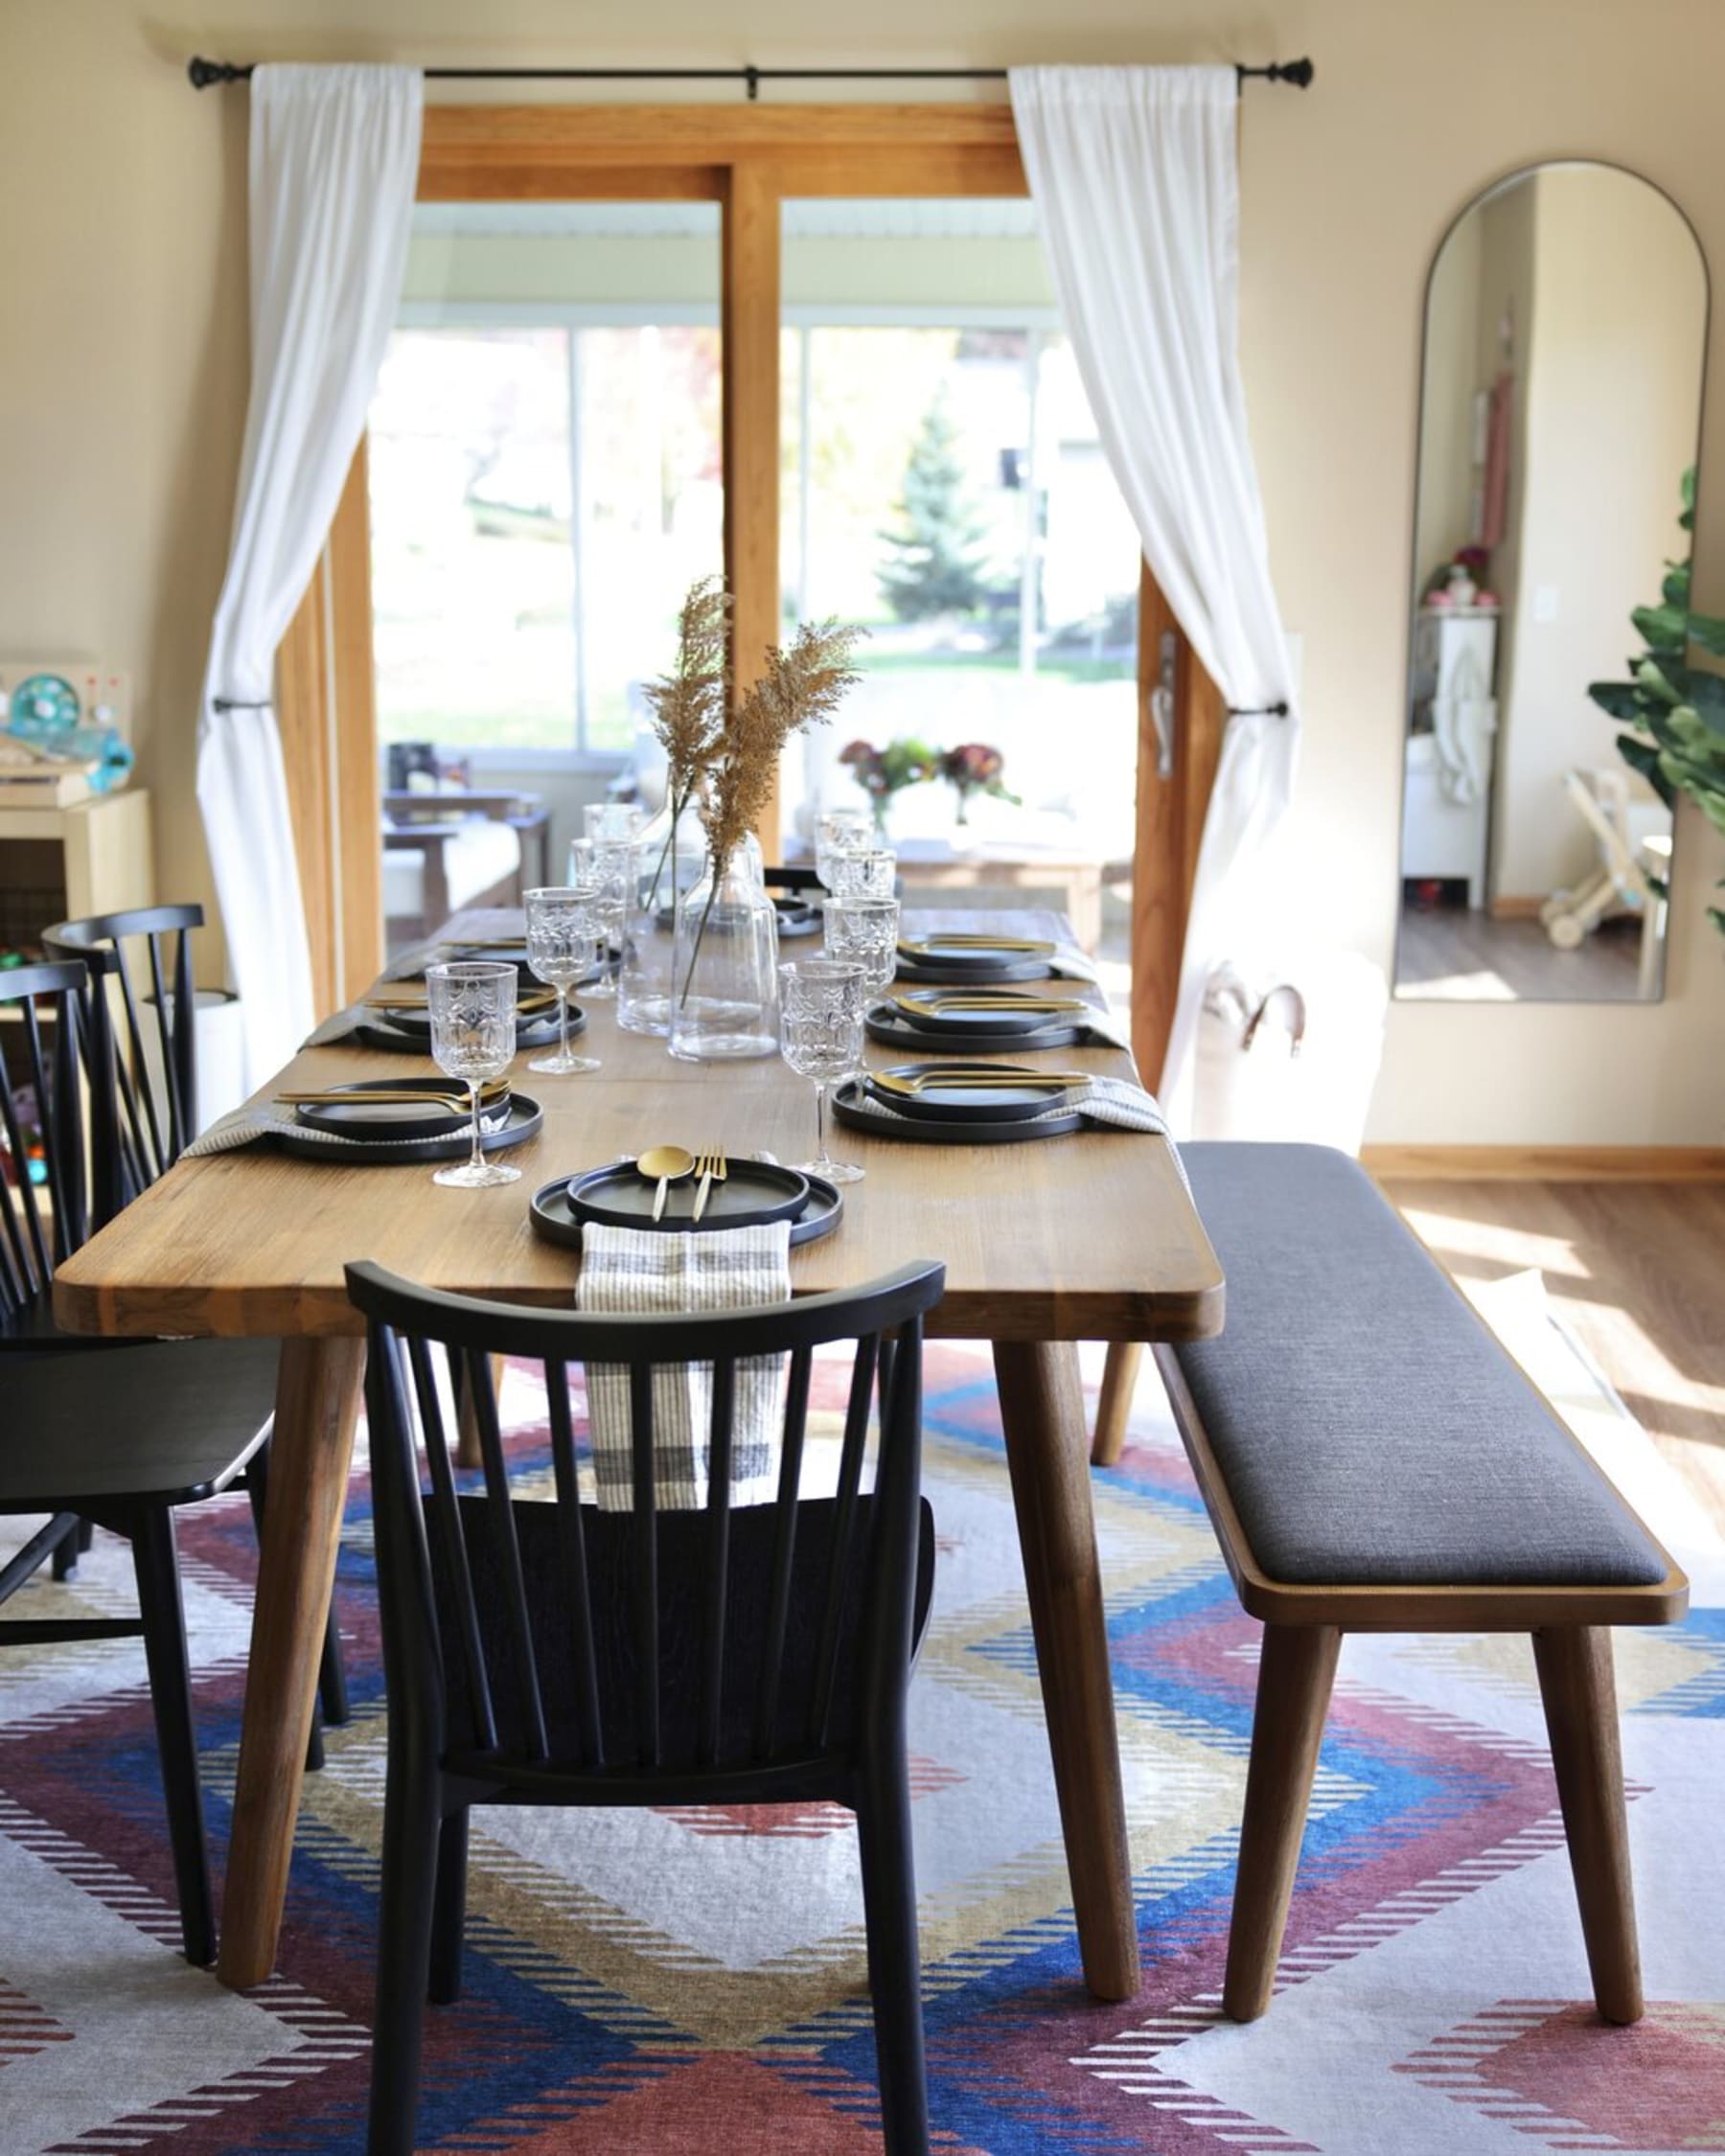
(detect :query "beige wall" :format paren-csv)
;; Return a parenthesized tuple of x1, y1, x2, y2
(1491, 167, 1704, 901)
(5, 0, 1725, 1143)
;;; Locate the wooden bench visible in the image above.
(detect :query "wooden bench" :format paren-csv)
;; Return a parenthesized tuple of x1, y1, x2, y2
(1153, 1143, 1687, 2025)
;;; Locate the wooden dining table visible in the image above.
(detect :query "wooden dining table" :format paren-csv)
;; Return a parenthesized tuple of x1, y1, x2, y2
(52, 906, 1223, 2000)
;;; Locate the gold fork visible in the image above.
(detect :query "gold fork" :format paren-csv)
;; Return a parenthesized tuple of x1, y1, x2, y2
(868, 1067, 1091, 1095)
(691, 1148, 727, 1223)
(275, 1080, 508, 1110)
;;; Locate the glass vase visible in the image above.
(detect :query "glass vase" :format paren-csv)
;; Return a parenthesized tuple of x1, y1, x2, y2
(668, 854, 781, 1062)
(617, 795, 708, 1037)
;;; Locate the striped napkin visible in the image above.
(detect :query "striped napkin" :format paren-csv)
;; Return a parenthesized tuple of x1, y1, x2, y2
(847, 1074, 1190, 1189)
(577, 1221, 792, 1513)
(183, 1100, 511, 1157)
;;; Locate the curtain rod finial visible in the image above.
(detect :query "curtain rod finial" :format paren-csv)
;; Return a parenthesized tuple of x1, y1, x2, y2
(188, 56, 249, 89)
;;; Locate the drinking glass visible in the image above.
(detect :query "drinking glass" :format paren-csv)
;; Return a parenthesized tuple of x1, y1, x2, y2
(582, 837, 632, 1000)
(825, 845, 897, 900)
(584, 801, 643, 845)
(523, 887, 603, 1074)
(822, 896, 900, 997)
(815, 807, 873, 889)
(779, 959, 866, 1183)
(426, 962, 521, 1188)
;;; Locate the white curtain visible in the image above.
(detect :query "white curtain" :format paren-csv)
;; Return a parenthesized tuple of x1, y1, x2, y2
(197, 64, 423, 1089)
(1009, 65, 1299, 1130)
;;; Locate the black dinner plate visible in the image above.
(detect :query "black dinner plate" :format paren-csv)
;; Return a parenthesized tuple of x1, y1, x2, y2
(888, 985, 1088, 1037)
(355, 1006, 577, 1055)
(653, 897, 819, 938)
(532, 1168, 841, 1249)
(896, 934, 1055, 975)
(564, 1157, 812, 1231)
(831, 1077, 1085, 1144)
(293, 1077, 513, 1141)
(863, 1062, 1087, 1124)
(865, 1004, 1091, 1056)
(270, 1093, 543, 1165)
(895, 954, 1055, 987)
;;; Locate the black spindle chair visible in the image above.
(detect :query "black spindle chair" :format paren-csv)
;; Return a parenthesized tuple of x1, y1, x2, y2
(34, 906, 349, 1732)
(346, 1256, 948, 2156)
(0, 960, 284, 1963)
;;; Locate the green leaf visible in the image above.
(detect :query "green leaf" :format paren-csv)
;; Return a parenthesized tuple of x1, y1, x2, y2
(1633, 603, 1688, 649)
(1682, 464, 1697, 531)
(1664, 563, 1691, 610)
(1617, 731, 1674, 805)
(1689, 612, 1725, 658)
(1588, 680, 1647, 724)
(1636, 657, 1685, 703)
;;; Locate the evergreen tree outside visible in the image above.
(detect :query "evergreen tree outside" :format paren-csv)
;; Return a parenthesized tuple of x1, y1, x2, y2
(876, 390, 995, 623)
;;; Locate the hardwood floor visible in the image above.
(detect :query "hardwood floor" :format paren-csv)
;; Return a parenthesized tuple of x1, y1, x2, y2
(1383, 1179, 1725, 1536)
(1395, 905, 1651, 1001)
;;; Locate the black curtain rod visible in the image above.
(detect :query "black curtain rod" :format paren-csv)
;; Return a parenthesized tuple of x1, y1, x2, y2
(187, 57, 1315, 100)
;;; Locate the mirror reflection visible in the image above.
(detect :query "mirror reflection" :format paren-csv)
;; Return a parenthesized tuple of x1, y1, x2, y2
(1395, 161, 1706, 1002)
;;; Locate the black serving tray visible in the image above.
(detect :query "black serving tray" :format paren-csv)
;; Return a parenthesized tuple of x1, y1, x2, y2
(831, 1076, 1085, 1144)
(293, 1076, 512, 1142)
(865, 1004, 1091, 1056)
(271, 1093, 543, 1165)
(532, 1167, 842, 1248)
(567, 1156, 810, 1230)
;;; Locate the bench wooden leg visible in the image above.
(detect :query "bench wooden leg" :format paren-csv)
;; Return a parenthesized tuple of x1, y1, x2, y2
(1224, 1622, 1341, 2021)
(1531, 1625, 1643, 2025)
(1091, 1342, 1143, 1468)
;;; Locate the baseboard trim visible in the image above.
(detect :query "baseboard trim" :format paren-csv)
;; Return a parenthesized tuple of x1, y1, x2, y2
(1487, 895, 1546, 921)
(1363, 1143, 1725, 1181)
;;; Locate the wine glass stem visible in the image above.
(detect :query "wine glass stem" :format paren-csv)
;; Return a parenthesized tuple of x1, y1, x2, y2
(468, 1082, 484, 1174)
(813, 1078, 831, 1169)
(557, 987, 569, 1060)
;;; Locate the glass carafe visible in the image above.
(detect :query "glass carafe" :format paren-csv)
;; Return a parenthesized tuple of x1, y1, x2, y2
(617, 795, 708, 1036)
(668, 852, 781, 1061)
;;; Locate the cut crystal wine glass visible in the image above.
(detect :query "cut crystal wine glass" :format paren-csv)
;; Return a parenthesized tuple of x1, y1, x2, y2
(426, 962, 521, 1188)
(779, 958, 866, 1183)
(523, 886, 602, 1074)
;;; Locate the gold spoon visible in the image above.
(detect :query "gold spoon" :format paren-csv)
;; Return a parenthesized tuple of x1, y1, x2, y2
(636, 1144, 696, 1222)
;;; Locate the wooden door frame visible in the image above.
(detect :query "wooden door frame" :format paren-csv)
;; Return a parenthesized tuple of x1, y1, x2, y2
(286, 100, 1207, 1060)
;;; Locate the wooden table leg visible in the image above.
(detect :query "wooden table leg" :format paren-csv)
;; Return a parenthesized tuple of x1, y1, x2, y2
(994, 1339, 1141, 2002)
(218, 1335, 366, 1990)
(1091, 1341, 1144, 1467)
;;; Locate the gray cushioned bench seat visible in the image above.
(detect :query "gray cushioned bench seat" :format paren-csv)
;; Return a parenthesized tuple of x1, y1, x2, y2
(1172, 1143, 1668, 1590)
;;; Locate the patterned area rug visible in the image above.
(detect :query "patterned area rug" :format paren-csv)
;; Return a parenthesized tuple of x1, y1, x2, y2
(0, 1291, 1722, 2155)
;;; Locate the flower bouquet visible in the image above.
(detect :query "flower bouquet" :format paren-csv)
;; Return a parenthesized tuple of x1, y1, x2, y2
(938, 741, 1020, 824)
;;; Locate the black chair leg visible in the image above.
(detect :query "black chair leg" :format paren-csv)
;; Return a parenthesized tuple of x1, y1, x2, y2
(128, 1507, 215, 1967)
(855, 1739, 931, 2156)
(368, 1753, 443, 2156)
(428, 1807, 470, 2006)
(319, 1607, 351, 1728)
(51, 1516, 92, 1583)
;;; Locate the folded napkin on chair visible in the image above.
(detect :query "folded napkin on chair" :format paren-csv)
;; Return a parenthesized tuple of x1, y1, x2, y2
(576, 1220, 793, 1513)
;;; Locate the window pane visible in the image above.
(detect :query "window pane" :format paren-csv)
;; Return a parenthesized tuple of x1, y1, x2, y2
(369, 327, 574, 752)
(371, 202, 722, 758)
(777, 198, 1139, 875)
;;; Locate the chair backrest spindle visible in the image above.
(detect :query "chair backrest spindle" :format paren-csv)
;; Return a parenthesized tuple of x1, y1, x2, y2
(344, 1259, 947, 1794)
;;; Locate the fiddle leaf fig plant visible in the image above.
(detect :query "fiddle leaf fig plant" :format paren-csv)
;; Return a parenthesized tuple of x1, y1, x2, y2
(1587, 467, 1725, 931)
